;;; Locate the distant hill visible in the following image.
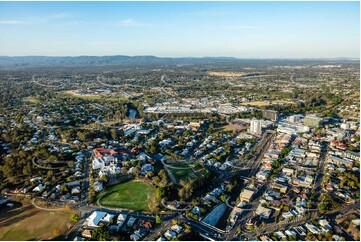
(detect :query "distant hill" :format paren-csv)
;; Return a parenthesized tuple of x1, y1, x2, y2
(0, 55, 241, 67)
(0, 55, 358, 68)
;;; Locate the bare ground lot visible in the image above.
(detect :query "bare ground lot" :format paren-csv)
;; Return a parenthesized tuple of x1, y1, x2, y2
(243, 99, 296, 107)
(0, 204, 74, 241)
(208, 71, 246, 77)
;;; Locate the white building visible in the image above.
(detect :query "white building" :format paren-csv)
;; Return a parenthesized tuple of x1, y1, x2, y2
(287, 114, 304, 123)
(249, 118, 262, 134)
(92, 156, 117, 170)
(85, 211, 115, 228)
(94, 181, 103, 192)
(277, 124, 299, 135)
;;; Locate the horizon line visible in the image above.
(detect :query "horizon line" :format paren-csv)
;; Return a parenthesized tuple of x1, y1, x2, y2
(0, 55, 359, 60)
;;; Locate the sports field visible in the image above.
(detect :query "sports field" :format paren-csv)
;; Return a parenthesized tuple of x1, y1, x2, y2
(0, 205, 74, 241)
(24, 96, 40, 104)
(243, 100, 296, 107)
(242, 101, 270, 107)
(97, 180, 156, 211)
(60, 91, 126, 101)
(166, 163, 208, 184)
(169, 166, 197, 184)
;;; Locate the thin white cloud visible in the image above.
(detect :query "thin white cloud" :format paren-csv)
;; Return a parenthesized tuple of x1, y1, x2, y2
(225, 25, 258, 30)
(48, 13, 71, 20)
(185, 10, 230, 16)
(116, 18, 157, 27)
(118, 18, 134, 25)
(0, 20, 40, 25)
(0, 13, 70, 25)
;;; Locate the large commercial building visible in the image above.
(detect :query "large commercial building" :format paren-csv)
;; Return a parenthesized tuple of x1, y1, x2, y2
(303, 115, 323, 127)
(249, 118, 262, 134)
(287, 114, 304, 123)
(255, 205, 272, 219)
(262, 110, 279, 121)
(239, 189, 255, 202)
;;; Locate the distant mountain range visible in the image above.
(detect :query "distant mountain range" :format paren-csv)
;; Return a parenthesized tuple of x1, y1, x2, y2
(0, 55, 358, 67)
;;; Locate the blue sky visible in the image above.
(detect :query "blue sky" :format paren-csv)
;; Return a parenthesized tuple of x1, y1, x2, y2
(0, 1, 359, 58)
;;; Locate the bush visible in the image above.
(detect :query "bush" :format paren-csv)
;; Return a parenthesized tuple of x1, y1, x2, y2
(70, 213, 80, 222)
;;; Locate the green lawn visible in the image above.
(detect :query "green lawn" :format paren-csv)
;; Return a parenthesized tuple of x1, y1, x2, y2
(58, 91, 127, 101)
(23, 96, 40, 104)
(97, 180, 156, 211)
(169, 166, 197, 184)
(0, 205, 74, 241)
(167, 163, 208, 184)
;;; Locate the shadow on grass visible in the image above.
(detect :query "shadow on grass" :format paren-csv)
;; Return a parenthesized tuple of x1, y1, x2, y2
(0, 210, 40, 228)
(0, 202, 24, 223)
(50, 234, 66, 240)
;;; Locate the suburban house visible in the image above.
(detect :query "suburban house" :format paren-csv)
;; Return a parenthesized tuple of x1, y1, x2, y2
(141, 164, 154, 175)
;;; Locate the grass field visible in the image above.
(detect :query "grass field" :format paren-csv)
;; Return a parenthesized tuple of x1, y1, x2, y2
(242, 101, 271, 107)
(97, 180, 156, 211)
(23, 96, 40, 104)
(167, 163, 208, 184)
(59, 91, 127, 101)
(220, 124, 246, 133)
(271, 100, 297, 105)
(0, 205, 74, 241)
(208, 71, 246, 77)
(168, 166, 197, 184)
(243, 100, 296, 107)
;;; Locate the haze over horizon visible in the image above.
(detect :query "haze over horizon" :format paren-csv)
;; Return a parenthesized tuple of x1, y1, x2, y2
(0, 55, 359, 60)
(0, 1, 359, 58)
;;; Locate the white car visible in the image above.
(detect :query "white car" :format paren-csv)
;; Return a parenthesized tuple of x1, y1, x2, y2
(6, 203, 14, 207)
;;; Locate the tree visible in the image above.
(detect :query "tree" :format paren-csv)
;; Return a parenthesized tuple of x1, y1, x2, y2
(70, 213, 80, 222)
(156, 215, 161, 224)
(178, 180, 194, 201)
(318, 203, 329, 213)
(156, 188, 165, 200)
(121, 167, 128, 174)
(132, 166, 141, 176)
(47, 170, 54, 179)
(100, 175, 108, 183)
(226, 184, 234, 193)
(288, 235, 297, 241)
(110, 129, 118, 140)
(91, 227, 110, 241)
(158, 169, 167, 179)
(148, 194, 160, 213)
(184, 223, 192, 233)
(191, 198, 199, 207)
(281, 147, 291, 156)
(153, 176, 161, 186)
(325, 231, 333, 241)
(146, 171, 154, 178)
(247, 225, 254, 231)
(60, 184, 68, 194)
(68, 160, 75, 168)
